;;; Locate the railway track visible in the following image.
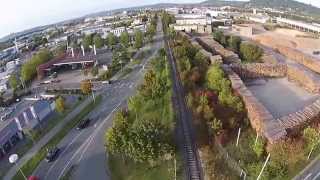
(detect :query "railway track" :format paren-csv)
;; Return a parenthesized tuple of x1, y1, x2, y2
(164, 36, 203, 180)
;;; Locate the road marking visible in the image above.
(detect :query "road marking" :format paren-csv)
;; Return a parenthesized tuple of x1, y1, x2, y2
(304, 173, 312, 180)
(57, 100, 125, 180)
(43, 131, 83, 179)
(312, 172, 320, 180)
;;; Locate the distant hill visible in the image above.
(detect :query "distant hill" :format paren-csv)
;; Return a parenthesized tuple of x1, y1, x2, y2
(247, 0, 320, 16)
(202, 0, 320, 18)
(200, 0, 245, 7)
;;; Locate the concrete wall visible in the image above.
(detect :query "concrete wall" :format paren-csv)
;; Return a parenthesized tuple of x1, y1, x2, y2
(230, 63, 287, 79)
(287, 64, 320, 93)
(196, 36, 241, 64)
(276, 45, 320, 74)
(277, 99, 320, 129)
(223, 66, 287, 143)
(179, 31, 223, 65)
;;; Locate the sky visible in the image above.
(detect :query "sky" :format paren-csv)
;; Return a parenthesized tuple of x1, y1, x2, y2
(0, 0, 319, 38)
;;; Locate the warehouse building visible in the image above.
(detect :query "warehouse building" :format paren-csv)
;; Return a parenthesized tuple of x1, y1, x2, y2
(276, 17, 320, 34)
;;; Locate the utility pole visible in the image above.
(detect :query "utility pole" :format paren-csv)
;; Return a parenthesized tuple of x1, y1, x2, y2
(308, 145, 315, 160)
(254, 133, 259, 147)
(236, 127, 241, 147)
(90, 80, 95, 102)
(174, 157, 176, 180)
(257, 153, 270, 180)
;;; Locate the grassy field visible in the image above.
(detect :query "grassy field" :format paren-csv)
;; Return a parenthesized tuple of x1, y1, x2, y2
(108, 153, 184, 180)
(13, 95, 102, 180)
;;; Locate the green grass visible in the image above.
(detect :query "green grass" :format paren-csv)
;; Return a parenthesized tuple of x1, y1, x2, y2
(108, 153, 184, 180)
(13, 95, 102, 180)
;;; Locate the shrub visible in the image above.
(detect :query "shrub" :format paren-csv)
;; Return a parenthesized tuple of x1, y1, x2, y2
(240, 43, 263, 63)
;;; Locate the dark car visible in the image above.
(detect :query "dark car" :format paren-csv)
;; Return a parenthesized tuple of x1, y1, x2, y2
(45, 147, 60, 162)
(76, 118, 91, 130)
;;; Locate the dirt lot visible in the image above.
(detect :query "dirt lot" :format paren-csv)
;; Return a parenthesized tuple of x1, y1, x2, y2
(253, 27, 320, 57)
(233, 24, 320, 58)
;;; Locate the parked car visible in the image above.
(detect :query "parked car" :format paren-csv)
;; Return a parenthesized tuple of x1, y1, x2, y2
(49, 72, 57, 79)
(313, 51, 320, 55)
(45, 147, 60, 162)
(102, 80, 112, 84)
(76, 118, 91, 130)
(51, 79, 61, 83)
(28, 176, 40, 180)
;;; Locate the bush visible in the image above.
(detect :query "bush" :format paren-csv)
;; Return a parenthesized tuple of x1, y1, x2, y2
(240, 43, 263, 63)
(228, 36, 242, 52)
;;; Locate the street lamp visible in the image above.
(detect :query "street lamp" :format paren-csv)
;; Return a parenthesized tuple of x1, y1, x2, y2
(9, 154, 27, 180)
(119, 60, 123, 71)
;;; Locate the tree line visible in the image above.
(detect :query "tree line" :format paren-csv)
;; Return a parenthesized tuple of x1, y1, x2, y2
(105, 49, 175, 165)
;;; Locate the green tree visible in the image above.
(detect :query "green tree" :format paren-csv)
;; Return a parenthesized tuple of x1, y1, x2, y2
(80, 80, 93, 95)
(105, 111, 130, 156)
(21, 49, 53, 82)
(206, 65, 227, 92)
(209, 118, 223, 135)
(120, 31, 130, 47)
(107, 33, 117, 48)
(91, 66, 99, 76)
(240, 43, 263, 63)
(146, 24, 156, 42)
(251, 137, 265, 159)
(9, 73, 20, 91)
(55, 96, 65, 113)
(134, 30, 143, 49)
(212, 30, 224, 44)
(303, 127, 320, 152)
(83, 34, 93, 50)
(93, 34, 104, 48)
(54, 43, 67, 56)
(128, 121, 173, 163)
(128, 95, 143, 120)
(228, 36, 242, 52)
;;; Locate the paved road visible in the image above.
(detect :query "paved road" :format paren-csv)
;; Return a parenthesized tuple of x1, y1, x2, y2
(31, 19, 164, 180)
(293, 156, 320, 180)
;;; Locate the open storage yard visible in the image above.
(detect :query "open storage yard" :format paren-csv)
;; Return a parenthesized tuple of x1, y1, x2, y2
(245, 78, 319, 118)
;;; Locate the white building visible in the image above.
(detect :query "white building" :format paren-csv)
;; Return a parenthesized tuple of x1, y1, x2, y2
(247, 14, 270, 24)
(276, 17, 320, 34)
(175, 14, 211, 26)
(110, 27, 126, 37)
(165, 7, 182, 15)
(172, 14, 212, 34)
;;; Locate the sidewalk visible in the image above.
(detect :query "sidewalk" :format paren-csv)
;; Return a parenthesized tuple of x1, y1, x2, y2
(4, 97, 91, 180)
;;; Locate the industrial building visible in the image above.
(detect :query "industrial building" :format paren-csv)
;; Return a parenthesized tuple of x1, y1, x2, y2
(276, 17, 320, 34)
(232, 24, 253, 36)
(172, 14, 212, 34)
